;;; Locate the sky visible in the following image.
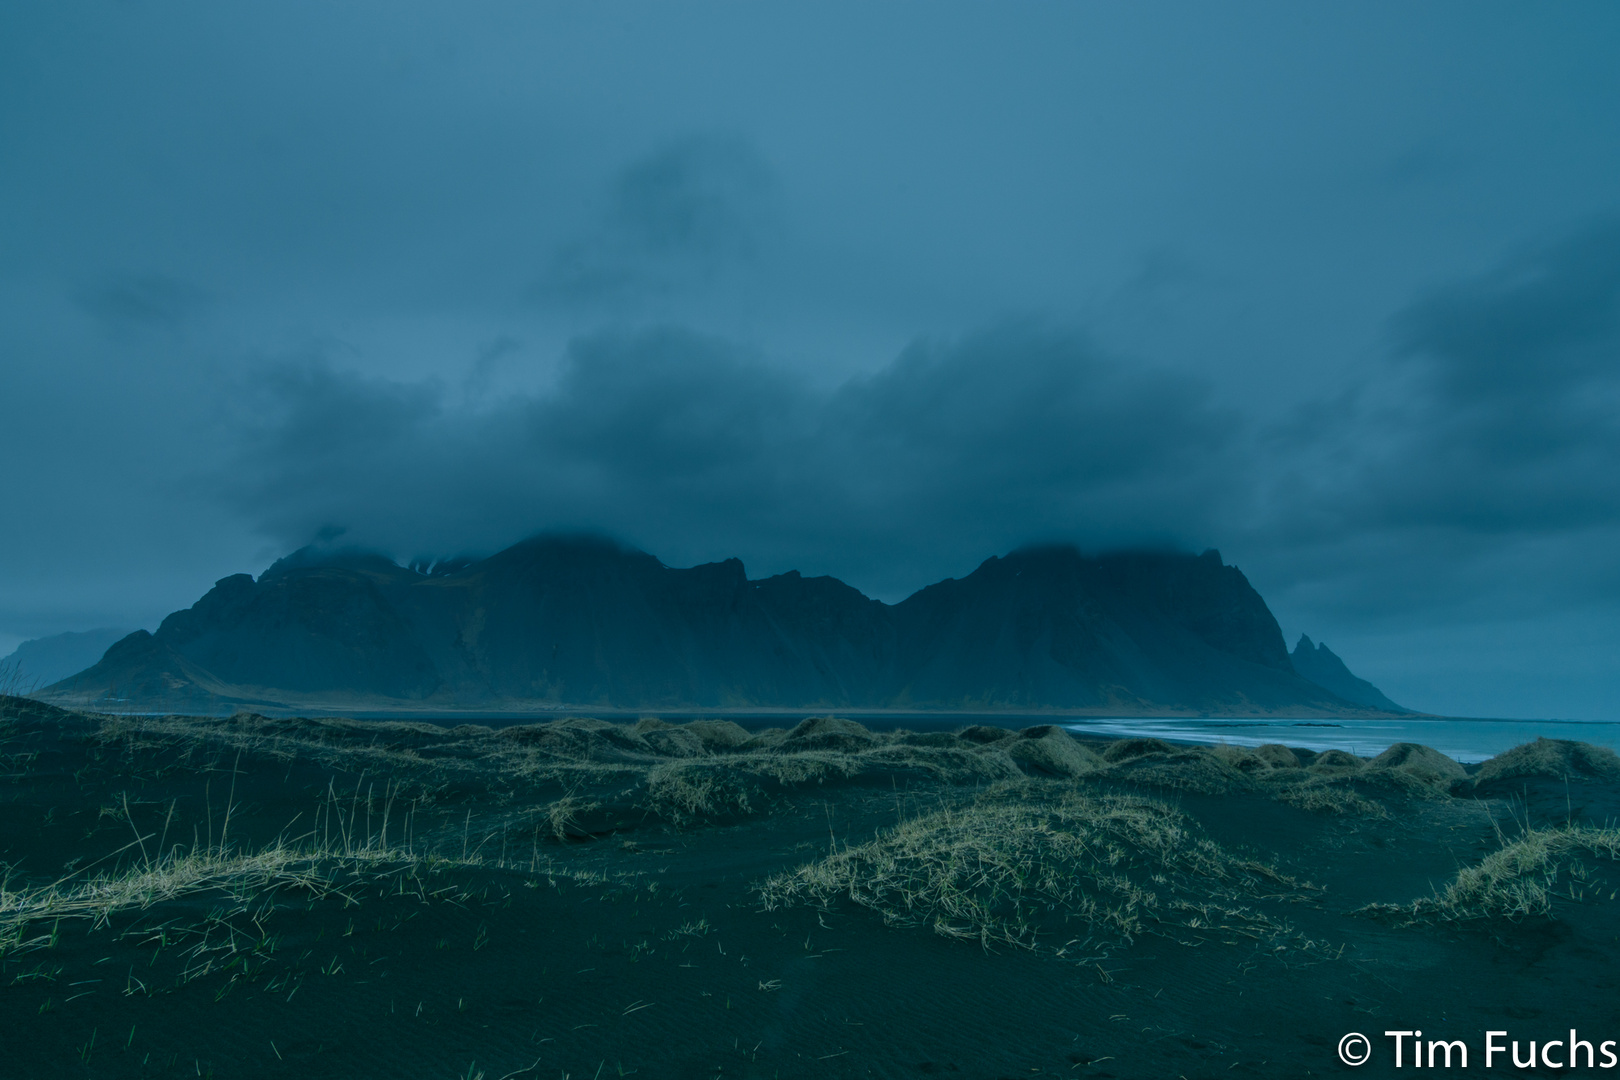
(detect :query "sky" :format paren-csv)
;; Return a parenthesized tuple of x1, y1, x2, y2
(3, 3, 1619, 718)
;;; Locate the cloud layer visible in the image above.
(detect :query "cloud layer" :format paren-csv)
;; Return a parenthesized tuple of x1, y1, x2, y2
(539, 136, 778, 306)
(220, 218, 1620, 638)
(6, 4, 1620, 716)
(1253, 221, 1620, 625)
(227, 321, 1242, 599)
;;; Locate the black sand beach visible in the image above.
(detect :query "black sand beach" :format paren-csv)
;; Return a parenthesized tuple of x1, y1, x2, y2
(3, 697, 1618, 1078)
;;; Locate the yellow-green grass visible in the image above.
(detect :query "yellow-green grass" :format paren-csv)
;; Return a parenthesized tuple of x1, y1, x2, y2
(758, 786, 1311, 954)
(1361, 824, 1620, 925)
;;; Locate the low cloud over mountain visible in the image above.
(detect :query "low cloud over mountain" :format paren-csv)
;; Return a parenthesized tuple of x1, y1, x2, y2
(5, 5, 1620, 716)
(225, 320, 1244, 602)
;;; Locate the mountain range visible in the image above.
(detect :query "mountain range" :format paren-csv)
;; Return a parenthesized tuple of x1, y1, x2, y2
(39, 536, 1406, 716)
(1, 627, 132, 691)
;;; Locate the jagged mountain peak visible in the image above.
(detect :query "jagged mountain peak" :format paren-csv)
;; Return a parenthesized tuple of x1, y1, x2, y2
(41, 537, 1394, 716)
(1290, 634, 1409, 714)
(261, 545, 409, 581)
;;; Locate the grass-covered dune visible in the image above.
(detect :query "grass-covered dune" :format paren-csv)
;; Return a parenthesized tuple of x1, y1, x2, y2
(2, 695, 1617, 1078)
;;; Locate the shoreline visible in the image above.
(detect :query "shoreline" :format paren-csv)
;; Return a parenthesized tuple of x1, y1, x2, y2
(2, 697, 1618, 1077)
(27, 697, 1620, 763)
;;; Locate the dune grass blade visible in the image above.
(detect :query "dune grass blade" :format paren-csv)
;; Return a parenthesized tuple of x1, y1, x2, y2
(0, 846, 358, 933)
(1361, 825, 1620, 925)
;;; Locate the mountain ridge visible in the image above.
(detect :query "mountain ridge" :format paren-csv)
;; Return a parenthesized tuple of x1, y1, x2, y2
(1289, 633, 1409, 713)
(42, 536, 1405, 716)
(1, 628, 134, 690)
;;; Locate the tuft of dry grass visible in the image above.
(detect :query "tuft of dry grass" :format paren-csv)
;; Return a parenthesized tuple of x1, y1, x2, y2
(1107, 748, 1252, 794)
(1100, 737, 1174, 763)
(862, 743, 1022, 785)
(1361, 825, 1620, 925)
(1207, 744, 1271, 775)
(1269, 780, 1388, 818)
(1253, 744, 1302, 770)
(542, 792, 606, 840)
(0, 844, 351, 936)
(25, 704, 1594, 845)
(757, 788, 1309, 954)
(1472, 738, 1620, 786)
(646, 761, 756, 826)
(1001, 726, 1106, 778)
(0, 769, 630, 950)
(1307, 749, 1364, 774)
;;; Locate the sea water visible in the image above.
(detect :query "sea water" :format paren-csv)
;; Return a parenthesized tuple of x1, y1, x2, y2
(1060, 716, 1620, 764)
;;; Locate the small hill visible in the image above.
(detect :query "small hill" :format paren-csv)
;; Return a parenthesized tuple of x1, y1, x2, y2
(0, 628, 133, 691)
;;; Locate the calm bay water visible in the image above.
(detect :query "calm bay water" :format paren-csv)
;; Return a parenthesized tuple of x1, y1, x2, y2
(1059, 716, 1620, 764)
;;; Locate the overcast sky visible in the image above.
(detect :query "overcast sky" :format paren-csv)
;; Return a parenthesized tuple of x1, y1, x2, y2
(4, 3, 1619, 718)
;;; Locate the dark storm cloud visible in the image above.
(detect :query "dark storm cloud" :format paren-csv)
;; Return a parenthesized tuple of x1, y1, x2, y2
(1290, 220, 1620, 539)
(1379, 221, 1620, 532)
(822, 325, 1239, 547)
(225, 219, 1620, 619)
(1252, 220, 1620, 627)
(538, 137, 777, 306)
(244, 357, 445, 463)
(225, 321, 1240, 598)
(75, 274, 208, 337)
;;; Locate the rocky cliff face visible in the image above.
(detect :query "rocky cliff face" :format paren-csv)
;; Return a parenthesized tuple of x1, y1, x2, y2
(1289, 634, 1409, 713)
(45, 536, 1376, 715)
(888, 547, 1306, 710)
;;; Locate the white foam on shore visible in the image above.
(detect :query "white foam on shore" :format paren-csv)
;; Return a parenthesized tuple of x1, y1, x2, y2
(1060, 717, 1620, 764)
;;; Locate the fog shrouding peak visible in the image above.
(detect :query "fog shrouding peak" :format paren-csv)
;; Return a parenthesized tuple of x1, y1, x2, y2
(224, 321, 1240, 602)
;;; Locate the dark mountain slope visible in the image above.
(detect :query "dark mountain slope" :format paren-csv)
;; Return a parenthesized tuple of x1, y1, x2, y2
(45, 537, 1380, 715)
(152, 559, 440, 699)
(1290, 634, 1410, 713)
(889, 547, 1340, 711)
(60, 629, 262, 713)
(0, 628, 133, 689)
(396, 536, 895, 706)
